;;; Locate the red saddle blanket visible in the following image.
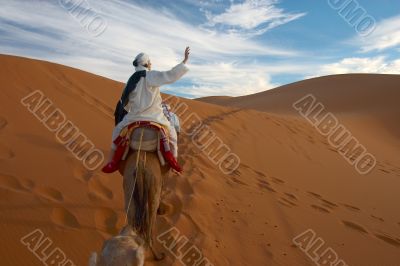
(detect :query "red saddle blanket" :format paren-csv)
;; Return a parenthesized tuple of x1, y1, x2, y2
(112, 121, 182, 173)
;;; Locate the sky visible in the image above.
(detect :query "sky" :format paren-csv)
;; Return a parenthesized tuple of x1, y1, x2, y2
(0, 0, 399, 98)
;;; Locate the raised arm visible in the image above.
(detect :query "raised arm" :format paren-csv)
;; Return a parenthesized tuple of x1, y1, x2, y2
(147, 47, 190, 87)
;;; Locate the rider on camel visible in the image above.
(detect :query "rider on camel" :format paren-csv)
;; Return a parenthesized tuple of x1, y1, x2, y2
(102, 47, 190, 173)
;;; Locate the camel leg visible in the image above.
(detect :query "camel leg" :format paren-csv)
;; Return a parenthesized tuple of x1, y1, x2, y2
(123, 169, 137, 226)
(146, 155, 166, 261)
(123, 151, 145, 227)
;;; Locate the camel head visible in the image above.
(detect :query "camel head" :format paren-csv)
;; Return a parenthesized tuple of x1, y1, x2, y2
(89, 225, 145, 266)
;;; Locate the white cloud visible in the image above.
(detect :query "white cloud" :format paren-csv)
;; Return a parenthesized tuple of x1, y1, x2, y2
(167, 61, 279, 98)
(0, 0, 304, 98)
(308, 56, 400, 78)
(162, 60, 321, 98)
(355, 15, 400, 52)
(204, 0, 306, 37)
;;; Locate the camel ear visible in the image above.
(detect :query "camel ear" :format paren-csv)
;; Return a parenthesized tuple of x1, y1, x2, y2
(88, 252, 97, 266)
(120, 225, 136, 237)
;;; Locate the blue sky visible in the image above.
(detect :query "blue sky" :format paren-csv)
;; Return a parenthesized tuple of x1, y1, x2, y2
(0, 0, 399, 98)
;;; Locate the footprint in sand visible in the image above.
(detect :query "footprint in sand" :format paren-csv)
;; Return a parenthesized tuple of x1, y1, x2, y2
(311, 204, 330, 213)
(231, 169, 241, 177)
(285, 125, 298, 134)
(284, 193, 298, 201)
(306, 192, 338, 210)
(341, 220, 368, 234)
(271, 177, 285, 185)
(279, 197, 297, 208)
(88, 177, 113, 201)
(272, 121, 281, 127)
(196, 168, 206, 180)
(229, 176, 247, 186)
(374, 233, 400, 247)
(320, 199, 338, 210)
(328, 147, 337, 153)
(378, 168, 391, 174)
(240, 163, 250, 169)
(0, 174, 30, 193)
(253, 170, 266, 178)
(307, 191, 322, 199)
(20, 178, 35, 190)
(0, 116, 8, 130)
(50, 208, 80, 229)
(94, 208, 119, 235)
(342, 204, 361, 212)
(370, 215, 384, 222)
(0, 143, 15, 160)
(34, 186, 64, 202)
(257, 180, 276, 193)
(158, 193, 182, 218)
(66, 157, 93, 182)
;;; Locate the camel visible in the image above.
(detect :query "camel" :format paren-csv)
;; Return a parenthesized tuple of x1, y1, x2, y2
(90, 127, 169, 265)
(121, 127, 170, 261)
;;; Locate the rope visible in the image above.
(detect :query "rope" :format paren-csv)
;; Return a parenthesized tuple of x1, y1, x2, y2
(125, 128, 144, 224)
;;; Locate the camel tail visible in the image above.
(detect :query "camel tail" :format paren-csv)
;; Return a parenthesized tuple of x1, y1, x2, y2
(88, 252, 97, 266)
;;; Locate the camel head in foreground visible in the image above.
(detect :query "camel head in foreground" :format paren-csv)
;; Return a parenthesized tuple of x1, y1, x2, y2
(89, 224, 145, 266)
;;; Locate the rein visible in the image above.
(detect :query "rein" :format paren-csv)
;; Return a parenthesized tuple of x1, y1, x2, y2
(125, 128, 145, 224)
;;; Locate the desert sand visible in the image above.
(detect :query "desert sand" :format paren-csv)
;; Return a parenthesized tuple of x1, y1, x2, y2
(0, 54, 399, 266)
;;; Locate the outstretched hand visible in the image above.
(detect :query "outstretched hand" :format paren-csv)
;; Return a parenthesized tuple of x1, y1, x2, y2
(183, 46, 190, 64)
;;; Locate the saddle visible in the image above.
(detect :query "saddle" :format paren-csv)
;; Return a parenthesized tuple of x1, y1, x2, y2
(129, 127, 167, 167)
(130, 127, 158, 152)
(111, 121, 182, 173)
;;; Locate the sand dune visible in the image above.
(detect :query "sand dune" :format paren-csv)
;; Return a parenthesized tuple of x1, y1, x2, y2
(0, 54, 399, 266)
(197, 74, 400, 115)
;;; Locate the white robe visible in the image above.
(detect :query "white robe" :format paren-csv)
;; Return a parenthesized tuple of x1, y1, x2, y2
(167, 120, 178, 158)
(170, 113, 180, 133)
(111, 63, 189, 149)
